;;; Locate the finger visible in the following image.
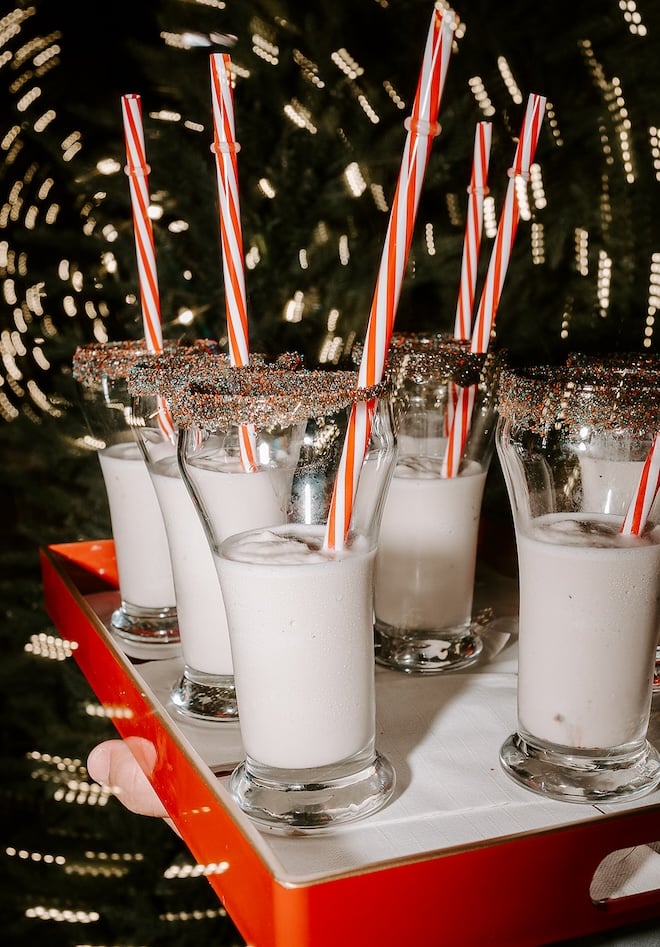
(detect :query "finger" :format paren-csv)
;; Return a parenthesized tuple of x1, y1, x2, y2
(87, 739, 169, 819)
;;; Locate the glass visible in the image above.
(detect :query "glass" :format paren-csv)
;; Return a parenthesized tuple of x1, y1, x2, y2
(72, 340, 192, 658)
(373, 333, 501, 673)
(566, 352, 660, 691)
(496, 364, 660, 803)
(128, 348, 242, 721)
(177, 366, 397, 832)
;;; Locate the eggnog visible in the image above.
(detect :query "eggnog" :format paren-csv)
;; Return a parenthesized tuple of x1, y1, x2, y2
(183, 447, 292, 550)
(216, 524, 376, 770)
(375, 456, 487, 631)
(149, 456, 231, 675)
(151, 451, 290, 674)
(98, 442, 176, 609)
(516, 512, 660, 750)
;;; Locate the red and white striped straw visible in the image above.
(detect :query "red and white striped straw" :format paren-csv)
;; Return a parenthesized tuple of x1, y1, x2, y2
(453, 121, 492, 340)
(121, 94, 163, 355)
(441, 384, 475, 478)
(470, 93, 546, 355)
(210, 53, 250, 368)
(620, 433, 660, 536)
(209, 54, 257, 469)
(324, 7, 455, 551)
(441, 95, 545, 478)
(445, 121, 492, 441)
(122, 94, 175, 442)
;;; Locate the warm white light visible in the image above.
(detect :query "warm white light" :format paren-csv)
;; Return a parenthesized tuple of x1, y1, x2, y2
(96, 157, 121, 176)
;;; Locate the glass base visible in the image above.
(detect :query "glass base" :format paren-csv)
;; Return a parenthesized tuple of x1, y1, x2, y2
(500, 731, 660, 804)
(229, 750, 396, 833)
(374, 619, 483, 674)
(111, 603, 180, 660)
(170, 667, 238, 722)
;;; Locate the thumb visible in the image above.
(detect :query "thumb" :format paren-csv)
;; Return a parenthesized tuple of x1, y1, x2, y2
(86, 739, 170, 819)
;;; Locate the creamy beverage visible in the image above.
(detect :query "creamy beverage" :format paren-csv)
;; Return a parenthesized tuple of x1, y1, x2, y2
(98, 442, 176, 609)
(375, 456, 487, 631)
(216, 524, 376, 770)
(151, 451, 290, 674)
(150, 456, 231, 675)
(184, 448, 292, 549)
(516, 512, 660, 750)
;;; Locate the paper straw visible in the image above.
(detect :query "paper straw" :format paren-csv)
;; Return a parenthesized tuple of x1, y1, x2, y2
(453, 121, 492, 340)
(324, 7, 455, 551)
(122, 94, 175, 442)
(442, 94, 545, 477)
(620, 433, 660, 536)
(210, 53, 250, 368)
(441, 384, 476, 478)
(445, 121, 492, 439)
(470, 93, 546, 354)
(121, 94, 163, 355)
(209, 54, 256, 469)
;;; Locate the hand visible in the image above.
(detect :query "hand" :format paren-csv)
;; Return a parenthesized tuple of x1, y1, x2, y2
(86, 737, 171, 821)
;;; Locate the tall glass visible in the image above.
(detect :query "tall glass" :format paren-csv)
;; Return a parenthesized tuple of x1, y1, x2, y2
(566, 352, 660, 691)
(496, 364, 660, 803)
(177, 367, 397, 832)
(373, 333, 501, 673)
(73, 342, 187, 656)
(128, 349, 242, 721)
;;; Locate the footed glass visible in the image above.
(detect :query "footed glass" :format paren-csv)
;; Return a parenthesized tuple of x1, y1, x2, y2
(566, 351, 660, 692)
(72, 340, 209, 658)
(496, 364, 660, 803)
(128, 348, 244, 721)
(177, 366, 397, 832)
(373, 333, 501, 673)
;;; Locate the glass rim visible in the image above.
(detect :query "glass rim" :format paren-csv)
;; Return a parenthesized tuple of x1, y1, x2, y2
(172, 369, 390, 430)
(127, 351, 302, 399)
(72, 338, 218, 386)
(497, 363, 660, 434)
(389, 334, 502, 388)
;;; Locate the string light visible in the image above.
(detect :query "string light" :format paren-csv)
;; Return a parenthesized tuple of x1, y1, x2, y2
(468, 76, 495, 117)
(425, 221, 436, 256)
(597, 248, 612, 315)
(649, 126, 660, 181)
(574, 227, 589, 276)
(497, 56, 523, 104)
(344, 161, 367, 197)
(530, 221, 545, 265)
(619, 0, 647, 36)
(646, 252, 659, 348)
(331, 48, 364, 80)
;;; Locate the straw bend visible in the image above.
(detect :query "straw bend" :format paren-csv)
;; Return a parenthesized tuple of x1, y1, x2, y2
(403, 117, 442, 138)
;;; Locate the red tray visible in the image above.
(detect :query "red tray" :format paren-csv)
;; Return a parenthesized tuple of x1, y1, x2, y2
(41, 540, 660, 947)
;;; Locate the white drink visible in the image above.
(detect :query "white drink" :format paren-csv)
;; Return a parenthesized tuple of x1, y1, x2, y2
(375, 456, 487, 630)
(185, 449, 292, 548)
(151, 453, 290, 674)
(98, 442, 176, 608)
(216, 524, 376, 770)
(150, 457, 231, 675)
(517, 512, 660, 750)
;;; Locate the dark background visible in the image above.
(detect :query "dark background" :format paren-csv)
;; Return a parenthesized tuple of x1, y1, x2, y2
(1, 1, 658, 943)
